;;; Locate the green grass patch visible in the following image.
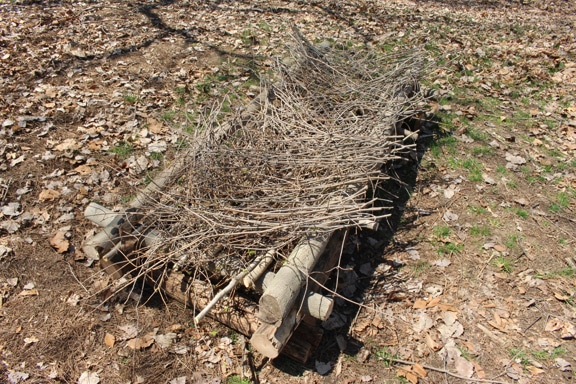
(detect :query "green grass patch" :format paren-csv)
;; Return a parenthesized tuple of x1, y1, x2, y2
(429, 135, 458, 157)
(513, 208, 529, 219)
(492, 255, 513, 273)
(413, 261, 431, 275)
(160, 110, 177, 124)
(227, 375, 250, 384)
(472, 146, 493, 156)
(470, 225, 491, 237)
(123, 93, 140, 104)
(437, 242, 463, 255)
(375, 347, 399, 367)
(509, 348, 530, 366)
(433, 225, 451, 238)
(467, 128, 488, 142)
(549, 191, 570, 213)
(468, 205, 488, 215)
(109, 141, 134, 159)
(536, 267, 575, 279)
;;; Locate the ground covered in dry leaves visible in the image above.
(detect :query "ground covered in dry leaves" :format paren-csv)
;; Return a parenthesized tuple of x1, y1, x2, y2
(1, 0, 576, 383)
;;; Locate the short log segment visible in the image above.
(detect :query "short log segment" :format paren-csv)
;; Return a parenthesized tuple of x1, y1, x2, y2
(160, 270, 318, 363)
(258, 233, 331, 325)
(251, 230, 347, 358)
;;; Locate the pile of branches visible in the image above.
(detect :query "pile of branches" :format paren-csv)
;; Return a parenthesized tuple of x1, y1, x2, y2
(127, 29, 429, 289)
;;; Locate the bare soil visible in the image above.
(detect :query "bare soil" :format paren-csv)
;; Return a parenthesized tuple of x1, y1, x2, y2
(1, 0, 575, 383)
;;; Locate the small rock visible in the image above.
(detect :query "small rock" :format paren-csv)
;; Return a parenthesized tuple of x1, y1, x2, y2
(315, 360, 332, 375)
(2, 202, 22, 217)
(443, 211, 459, 221)
(555, 357, 571, 371)
(505, 152, 526, 165)
(434, 258, 452, 268)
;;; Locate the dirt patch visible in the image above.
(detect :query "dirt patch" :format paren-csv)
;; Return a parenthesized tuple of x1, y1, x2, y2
(1, 0, 575, 383)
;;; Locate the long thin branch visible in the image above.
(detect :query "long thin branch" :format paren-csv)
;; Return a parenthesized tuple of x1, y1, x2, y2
(389, 358, 507, 384)
(194, 251, 270, 325)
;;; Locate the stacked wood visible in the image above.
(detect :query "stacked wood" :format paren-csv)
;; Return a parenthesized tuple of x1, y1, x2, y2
(82, 28, 429, 362)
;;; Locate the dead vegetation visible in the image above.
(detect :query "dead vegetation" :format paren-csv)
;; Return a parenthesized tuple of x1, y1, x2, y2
(0, 0, 575, 383)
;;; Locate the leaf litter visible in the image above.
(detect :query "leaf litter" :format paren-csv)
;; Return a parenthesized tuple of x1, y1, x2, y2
(0, 0, 575, 382)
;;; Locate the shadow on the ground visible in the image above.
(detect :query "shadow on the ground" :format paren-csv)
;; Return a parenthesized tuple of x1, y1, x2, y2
(271, 112, 444, 375)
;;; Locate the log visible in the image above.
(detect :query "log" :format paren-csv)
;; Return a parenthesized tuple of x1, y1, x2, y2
(255, 271, 333, 321)
(258, 233, 331, 325)
(84, 202, 118, 227)
(251, 230, 347, 359)
(161, 270, 317, 363)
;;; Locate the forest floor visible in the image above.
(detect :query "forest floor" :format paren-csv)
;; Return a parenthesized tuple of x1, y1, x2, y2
(1, 0, 575, 383)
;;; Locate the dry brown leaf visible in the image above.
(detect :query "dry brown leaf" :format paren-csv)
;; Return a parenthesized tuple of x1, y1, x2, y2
(553, 291, 570, 301)
(437, 303, 457, 312)
(413, 298, 427, 309)
(487, 320, 507, 333)
(18, 289, 39, 297)
(397, 368, 418, 384)
(425, 332, 443, 351)
(473, 361, 486, 379)
(104, 333, 115, 348)
(126, 333, 155, 350)
(49, 231, 69, 253)
(526, 366, 545, 376)
(545, 318, 563, 332)
(426, 297, 441, 308)
(39, 189, 60, 202)
(412, 363, 427, 378)
(74, 164, 93, 175)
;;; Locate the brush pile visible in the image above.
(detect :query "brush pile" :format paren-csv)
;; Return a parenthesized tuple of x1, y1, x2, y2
(83, 28, 430, 360)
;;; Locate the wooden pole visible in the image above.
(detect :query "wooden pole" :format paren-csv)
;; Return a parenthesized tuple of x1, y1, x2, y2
(258, 233, 331, 325)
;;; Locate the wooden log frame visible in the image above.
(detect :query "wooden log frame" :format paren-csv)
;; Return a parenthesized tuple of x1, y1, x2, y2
(81, 40, 422, 361)
(83, 203, 335, 362)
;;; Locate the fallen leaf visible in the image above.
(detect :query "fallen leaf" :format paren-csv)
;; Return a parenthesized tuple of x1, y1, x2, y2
(426, 297, 441, 308)
(425, 332, 443, 351)
(560, 321, 576, 339)
(169, 377, 187, 384)
(555, 357, 571, 371)
(18, 289, 39, 297)
(413, 299, 427, 309)
(442, 211, 458, 221)
(397, 368, 418, 384)
(127, 333, 155, 350)
(2, 202, 21, 217)
(173, 344, 189, 354)
(54, 138, 79, 152)
(7, 371, 29, 383)
(154, 332, 177, 349)
(315, 360, 332, 375)
(413, 313, 434, 333)
(78, 371, 100, 384)
(49, 231, 69, 253)
(553, 291, 570, 301)
(545, 318, 563, 332)
(412, 363, 427, 378)
(473, 361, 486, 379)
(505, 152, 526, 165)
(24, 336, 39, 345)
(454, 356, 474, 378)
(118, 324, 138, 340)
(104, 333, 115, 348)
(434, 258, 451, 268)
(526, 366, 545, 375)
